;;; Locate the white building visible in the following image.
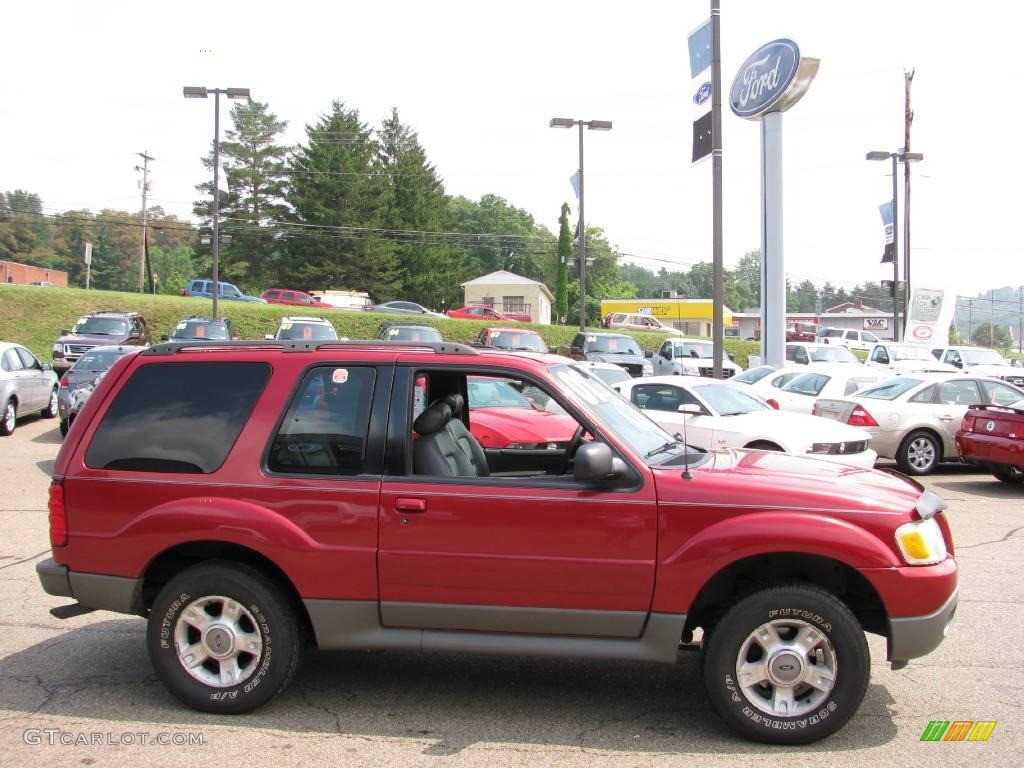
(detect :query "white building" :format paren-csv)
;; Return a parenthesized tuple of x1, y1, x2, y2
(732, 301, 903, 341)
(461, 270, 554, 325)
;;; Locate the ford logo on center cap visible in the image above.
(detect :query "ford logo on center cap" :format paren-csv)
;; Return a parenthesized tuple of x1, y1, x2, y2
(693, 81, 712, 106)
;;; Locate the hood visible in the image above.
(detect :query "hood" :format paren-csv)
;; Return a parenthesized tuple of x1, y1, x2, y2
(888, 359, 958, 373)
(963, 363, 1014, 377)
(469, 407, 578, 448)
(657, 448, 921, 517)
(587, 352, 644, 364)
(55, 332, 126, 346)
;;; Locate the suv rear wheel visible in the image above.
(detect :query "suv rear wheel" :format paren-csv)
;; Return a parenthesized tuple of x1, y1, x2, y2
(702, 584, 869, 744)
(147, 561, 302, 713)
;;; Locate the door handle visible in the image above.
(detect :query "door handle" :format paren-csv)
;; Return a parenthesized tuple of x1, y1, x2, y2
(939, 415, 954, 421)
(395, 498, 427, 513)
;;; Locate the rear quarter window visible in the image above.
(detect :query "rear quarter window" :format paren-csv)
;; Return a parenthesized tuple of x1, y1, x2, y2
(85, 362, 271, 473)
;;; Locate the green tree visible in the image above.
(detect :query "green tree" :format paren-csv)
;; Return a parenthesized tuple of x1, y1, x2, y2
(971, 322, 1012, 348)
(377, 108, 452, 308)
(554, 203, 572, 323)
(285, 101, 400, 299)
(734, 250, 761, 308)
(194, 100, 290, 288)
(150, 244, 199, 295)
(448, 194, 552, 284)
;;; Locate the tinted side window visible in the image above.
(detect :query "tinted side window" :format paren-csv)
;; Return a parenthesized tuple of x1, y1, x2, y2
(15, 347, 39, 369)
(3, 349, 24, 371)
(85, 362, 270, 473)
(268, 366, 376, 476)
(983, 381, 1022, 406)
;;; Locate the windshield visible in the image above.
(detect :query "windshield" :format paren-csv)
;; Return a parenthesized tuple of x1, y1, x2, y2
(891, 345, 935, 362)
(468, 377, 533, 409)
(732, 365, 775, 385)
(962, 349, 1008, 366)
(71, 317, 128, 336)
(548, 363, 683, 462)
(487, 330, 546, 352)
(811, 347, 859, 363)
(385, 326, 442, 343)
(276, 322, 338, 340)
(72, 349, 128, 371)
(857, 378, 924, 400)
(586, 335, 642, 355)
(172, 321, 229, 340)
(696, 383, 770, 415)
(676, 341, 714, 358)
(822, 329, 845, 339)
(781, 372, 831, 396)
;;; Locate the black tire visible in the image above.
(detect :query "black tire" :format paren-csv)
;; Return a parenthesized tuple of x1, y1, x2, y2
(0, 399, 15, 437)
(993, 465, 1024, 484)
(41, 387, 58, 419)
(702, 584, 869, 745)
(59, 419, 69, 437)
(147, 561, 302, 714)
(896, 430, 941, 475)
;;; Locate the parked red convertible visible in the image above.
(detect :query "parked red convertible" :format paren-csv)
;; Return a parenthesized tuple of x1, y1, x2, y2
(956, 400, 1024, 483)
(39, 340, 957, 744)
(447, 305, 531, 323)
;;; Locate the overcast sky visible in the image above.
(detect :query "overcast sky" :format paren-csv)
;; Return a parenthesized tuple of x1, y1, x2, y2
(3, 0, 1021, 299)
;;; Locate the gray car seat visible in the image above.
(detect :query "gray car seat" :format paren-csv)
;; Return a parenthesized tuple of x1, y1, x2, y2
(444, 394, 489, 477)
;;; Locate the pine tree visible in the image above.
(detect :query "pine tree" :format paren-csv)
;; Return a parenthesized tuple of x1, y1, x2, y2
(193, 100, 290, 290)
(555, 203, 571, 323)
(284, 101, 400, 299)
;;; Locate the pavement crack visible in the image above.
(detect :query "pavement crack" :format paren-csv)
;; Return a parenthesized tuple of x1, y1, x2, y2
(956, 526, 1024, 550)
(0, 549, 49, 570)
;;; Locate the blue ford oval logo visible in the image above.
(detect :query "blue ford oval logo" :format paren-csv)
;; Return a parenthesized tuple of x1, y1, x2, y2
(730, 39, 800, 119)
(693, 81, 712, 106)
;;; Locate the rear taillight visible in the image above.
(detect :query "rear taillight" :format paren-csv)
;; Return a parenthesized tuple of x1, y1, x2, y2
(59, 374, 69, 388)
(961, 414, 974, 433)
(765, 398, 780, 410)
(847, 406, 879, 428)
(48, 481, 67, 547)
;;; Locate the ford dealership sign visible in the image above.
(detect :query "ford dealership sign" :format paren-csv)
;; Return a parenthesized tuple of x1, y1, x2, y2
(730, 39, 817, 119)
(693, 81, 712, 106)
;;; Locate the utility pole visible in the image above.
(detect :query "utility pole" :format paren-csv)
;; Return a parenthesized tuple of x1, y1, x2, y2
(991, 291, 996, 348)
(967, 299, 973, 346)
(135, 151, 155, 294)
(1018, 286, 1022, 353)
(903, 70, 914, 327)
(710, 0, 724, 378)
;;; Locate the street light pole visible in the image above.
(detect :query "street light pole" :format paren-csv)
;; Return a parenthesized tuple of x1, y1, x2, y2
(184, 86, 251, 319)
(550, 117, 612, 331)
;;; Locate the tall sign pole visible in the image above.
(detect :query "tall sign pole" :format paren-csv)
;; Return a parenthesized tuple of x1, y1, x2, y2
(729, 40, 819, 368)
(710, 0, 724, 378)
(135, 152, 154, 294)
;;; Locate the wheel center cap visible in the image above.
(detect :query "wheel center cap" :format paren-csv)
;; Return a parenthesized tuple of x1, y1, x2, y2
(768, 650, 804, 685)
(203, 625, 236, 659)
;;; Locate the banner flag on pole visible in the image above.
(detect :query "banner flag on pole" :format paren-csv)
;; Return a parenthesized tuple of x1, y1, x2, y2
(689, 19, 713, 165)
(569, 171, 580, 199)
(879, 201, 895, 262)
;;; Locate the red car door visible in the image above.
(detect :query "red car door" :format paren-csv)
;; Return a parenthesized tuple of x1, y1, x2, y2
(377, 365, 658, 638)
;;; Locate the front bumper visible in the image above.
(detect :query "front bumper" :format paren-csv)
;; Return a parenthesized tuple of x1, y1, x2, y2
(36, 558, 144, 615)
(888, 586, 959, 663)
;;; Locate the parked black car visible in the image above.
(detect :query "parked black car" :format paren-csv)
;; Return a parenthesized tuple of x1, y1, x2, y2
(57, 345, 138, 436)
(377, 322, 443, 343)
(51, 311, 149, 372)
(560, 332, 648, 377)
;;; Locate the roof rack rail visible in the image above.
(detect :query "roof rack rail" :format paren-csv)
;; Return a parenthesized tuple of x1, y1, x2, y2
(144, 339, 479, 356)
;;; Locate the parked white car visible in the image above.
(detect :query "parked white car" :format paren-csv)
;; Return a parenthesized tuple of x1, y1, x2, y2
(603, 312, 686, 336)
(866, 342, 958, 374)
(786, 343, 861, 366)
(769, 365, 882, 415)
(613, 376, 877, 468)
(819, 328, 881, 352)
(814, 374, 1024, 475)
(929, 346, 1024, 386)
(651, 338, 743, 378)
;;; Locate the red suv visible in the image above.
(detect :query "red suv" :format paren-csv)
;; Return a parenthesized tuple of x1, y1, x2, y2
(260, 288, 330, 308)
(38, 340, 957, 744)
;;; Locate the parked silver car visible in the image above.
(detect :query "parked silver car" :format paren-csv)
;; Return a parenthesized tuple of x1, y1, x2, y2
(0, 342, 59, 436)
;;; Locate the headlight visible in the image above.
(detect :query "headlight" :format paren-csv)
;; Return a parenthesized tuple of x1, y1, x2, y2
(682, 365, 700, 376)
(642, 361, 653, 375)
(808, 440, 868, 455)
(895, 518, 947, 565)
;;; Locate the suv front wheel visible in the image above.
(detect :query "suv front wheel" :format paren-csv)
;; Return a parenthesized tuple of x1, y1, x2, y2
(147, 561, 302, 713)
(702, 584, 869, 745)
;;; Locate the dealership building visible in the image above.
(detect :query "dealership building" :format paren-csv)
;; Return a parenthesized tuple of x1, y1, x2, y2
(731, 300, 902, 341)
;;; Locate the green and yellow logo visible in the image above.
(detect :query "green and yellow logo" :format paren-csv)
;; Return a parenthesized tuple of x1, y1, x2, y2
(920, 720, 996, 742)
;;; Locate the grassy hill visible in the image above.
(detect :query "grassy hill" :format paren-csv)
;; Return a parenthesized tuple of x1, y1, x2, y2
(0, 284, 760, 368)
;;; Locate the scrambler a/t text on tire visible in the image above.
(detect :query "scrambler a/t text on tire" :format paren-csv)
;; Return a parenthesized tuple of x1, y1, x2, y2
(702, 584, 869, 745)
(146, 561, 302, 714)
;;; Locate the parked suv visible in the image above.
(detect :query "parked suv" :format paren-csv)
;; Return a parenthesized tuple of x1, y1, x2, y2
(260, 288, 330, 308)
(39, 339, 958, 744)
(162, 317, 235, 341)
(651, 338, 742, 378)
(266, 316, 339, 340)
(561, 332, 650, 377)
(930, 345, 1024, 386)
(377, 322, 443, 343)
(182, 279, 266, 303)
(51, 310, 149, 372)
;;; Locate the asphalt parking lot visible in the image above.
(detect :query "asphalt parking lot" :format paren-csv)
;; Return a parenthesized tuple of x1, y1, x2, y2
(0, 415, 1021, 767)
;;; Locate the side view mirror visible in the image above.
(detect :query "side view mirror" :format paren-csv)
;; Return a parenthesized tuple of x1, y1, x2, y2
(160, 334, 170, 341)
(661, 349, 672, 359)
(60, 329, 71, 336)
(265, 334, 275, 340)
(548, 346, 558, 354)
(573, 442, 626, 484)
(953, 361, 963, 369)
(129, 331, 144, 340)
(41, 362, 52, 371)
(678, 404, 702, 415)
(570, 345, 582, 355)
(645, 350, 654, 359)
